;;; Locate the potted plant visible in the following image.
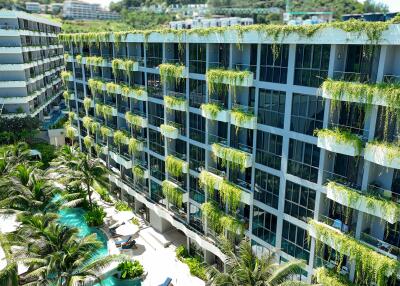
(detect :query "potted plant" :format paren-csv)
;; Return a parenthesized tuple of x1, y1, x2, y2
(116, 260, 146, 282)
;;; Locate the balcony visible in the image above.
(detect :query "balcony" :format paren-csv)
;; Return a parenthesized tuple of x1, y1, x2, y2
(211, 143, 252, 170)
(160, 124, 179, 139)
(365, 142, 400, 169)
(206, 68, 254, 87)
(164, 93, 187, 112)
(316, 128, 363, 157)
(200, 103, 230, 122)
(360, 232, 400, 260)
(125, 112, 148, 128)
(230, 107, 256, 130)
(121, 86, 148, 101)
(109, 150, 133, 169)
(326, 181, 400, 224)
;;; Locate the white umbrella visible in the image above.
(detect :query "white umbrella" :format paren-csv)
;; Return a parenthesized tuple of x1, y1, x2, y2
(115, 223, 139, 236)
(112, 211, 134, 222)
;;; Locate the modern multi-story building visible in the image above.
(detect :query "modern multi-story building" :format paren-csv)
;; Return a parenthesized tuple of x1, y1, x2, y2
(0, 11, 64, 120)
(25, 2, 41, 14)
(61, 23, 400, 285)
(62, 0, 120, 20)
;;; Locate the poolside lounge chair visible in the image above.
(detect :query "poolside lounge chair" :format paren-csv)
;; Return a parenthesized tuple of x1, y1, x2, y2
(114, 236, 132, 247)
(158, 277, 172, 286)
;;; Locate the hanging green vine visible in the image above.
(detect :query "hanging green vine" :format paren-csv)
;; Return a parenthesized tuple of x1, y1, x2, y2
(82, 116, 93, 131)
(63, 91, 70, 105)
(164, 95, 187, 110)
(100, 125, 113, 139)
(95, 103, 113, 120)
(113, 130, 129, 146)
(75, 54, 82, 65)
(159, 63, 185, 84)
(309, 219, 400, 286)
(105, 82, 119, 95)
(83, 135, 93, 149)
(230, 107, 255, 131)
(199, 170, 221, 198)
(83, 97, 92, 113)
(211, 143, 250, 172)
(125, 111, 145, 130)
(88, 79, 104, 96)
(128, 137, 142, 155)
(206, 68, 251, 96)
(132, 164, 145, 182)
(162, 180, 183, 208)
(220, 181, 242, 212)
(166, 155, 186, 177)
(61, 71, 72, 86)
(314, 267, 355, 286)
(200, 103, 223, 120)
(200, 202, 244, 235)
(314, 128, 363, 156)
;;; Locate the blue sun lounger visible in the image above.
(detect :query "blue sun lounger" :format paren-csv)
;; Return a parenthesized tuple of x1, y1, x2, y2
(159, 277, 172, 286)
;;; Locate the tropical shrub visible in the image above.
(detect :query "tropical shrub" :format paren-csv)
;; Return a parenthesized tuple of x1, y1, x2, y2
(117, 260, 144, 280)
(84, 205, 106, 226)
(115, 200, 131, 211)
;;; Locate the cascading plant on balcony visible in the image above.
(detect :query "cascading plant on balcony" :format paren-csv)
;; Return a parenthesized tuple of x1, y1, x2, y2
(199, 170, 219, 197)
(63, 53, 70, 62)
(162, 180, 183, 208)
(230, 107, 255, 131)
(309, 219, 400, 286)
(200, 103, 222, 120)
(166, 155, 185, 177)
(366, 140, 400, 163)
(159, 63, 185, 84)
(82, 116, 93, 131)
(83, 97, 92, 113)
(68, 111, 75, 122)
(65, 125, 76, 142)
(211, 143, 249, 171)
(61, 71, 72, 86)
(90, 121, 100, 135)
(100, 125, 112, 139)
(164, 95, 186, 110)
(206, 68, 251, 96)
(106, 82, 119, 95)
(75, 54, 82, 65)
(314, 127, 363, 156)
(85, 56, 104, 72)
(88, 79, 104, 96)
(128, 137, 141, 155)
(111, 58, 124, 78)
(63, 91, 70, 105)
(220, 180, 242, 212)
(125, 112, 143, 131)
(314, 267, 353, 286)
(95, 104, 113, 120)
(132, 164, 145, 182)
(83, 135, 93, 149)
(113, 130, 128, 147)
(160, 124, 178, 137)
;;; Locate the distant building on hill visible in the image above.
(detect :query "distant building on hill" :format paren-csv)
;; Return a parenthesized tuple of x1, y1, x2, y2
(62, 0, 120, 20)
(169, 17, 253, 30)
(25, 2, 41, 14)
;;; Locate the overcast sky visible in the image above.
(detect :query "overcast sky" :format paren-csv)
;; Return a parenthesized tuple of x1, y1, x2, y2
(84, 0, 400, 12)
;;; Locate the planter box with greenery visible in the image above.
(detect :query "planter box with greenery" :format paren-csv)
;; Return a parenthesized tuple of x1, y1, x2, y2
(326, 181, 400, 224)
(158, 63, 188, 82)
(230, 108, 257, 129)
(365, 141, 400, 169)
(160, 124, 179, 139)
(309, 219, 399, 286)
(206, 68, 253, 88)
(125, 112, 148, 128)
(200, 103, 230, 122)
(132, 164, 149, 180)
(166, 155, 188, 176)
(211, 143, 252, 170)
(121, 85, 148, 101)
(315, 128, 363, 157)
(162, 180, 184, 208)
(164, 95, 187, 112)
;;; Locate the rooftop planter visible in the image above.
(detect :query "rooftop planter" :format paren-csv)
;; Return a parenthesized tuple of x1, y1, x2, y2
(309, 219, 399, 286)
(121, 85, 148, 101)
(160, 124, 179, 139)
(162, 180, 183, 208)
(211, 143, 252, 171)
(166, 155, 188, 177)
(326, 181, 400, 224)
(158, 63, 187, 83)
(200, 103, 230, 122)
(322, 79, 400, 109)
(128, 137, 144, 155)
(365, 141, 400, 169)
(125, 112, 148, 129)
(164, 95, 187, 112)
(206, 68, 253, 95)
(201, 202, 244, 236)
(315, 128, 363, 157)
(230, 108, 256, 130)
(199, 170, 224, 196)
(95, 103, 117, 119)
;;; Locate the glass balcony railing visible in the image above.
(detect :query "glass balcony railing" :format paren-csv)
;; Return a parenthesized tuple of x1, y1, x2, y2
(360, 232, 400, 259)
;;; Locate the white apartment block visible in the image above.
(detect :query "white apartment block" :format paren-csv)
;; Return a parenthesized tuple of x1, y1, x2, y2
(0, 11, 64, 119)
(63, 0, 120, 20)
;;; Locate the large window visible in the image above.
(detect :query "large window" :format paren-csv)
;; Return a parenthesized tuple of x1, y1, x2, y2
(284, 181, 316, 222)
(189, 112, 205, 143)
(254, 169, 280, 209)
(150, 180, 165, 205)
(291, 93, 324, 136)
(287, 139, 320, 183)
(294, 44, 330, 87)
(258, 89, 286, 128)
(252, 206, 277, 246)
(148, 102, 164, 126)
(147, 73, 162, 99)
(146, 43, 162, 67)
(149, 129, 164, 156)
(189, 43, 206, 74)
(189, 175, 205, 204)
(150, 156, 165, 181)
(189, 79, 206, 108)
(259, 44, 289, 84)
(256, 131, 282, 170)
(189, 144, 205, 172)
(281, 221, 310, 262)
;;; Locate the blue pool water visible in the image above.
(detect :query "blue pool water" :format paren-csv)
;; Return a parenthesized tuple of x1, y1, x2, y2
(95, 276, 141, 286)
(58, 208, 108, 259)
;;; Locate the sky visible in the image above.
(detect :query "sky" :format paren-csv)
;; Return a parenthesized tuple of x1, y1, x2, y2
(83, 0, 400, 12)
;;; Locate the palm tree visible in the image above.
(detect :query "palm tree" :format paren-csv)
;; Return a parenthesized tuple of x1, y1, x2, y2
(206, 238, 310, 286)
(0, 233, 18, 286)
(51, 146, 108, 208)
(0, 142, 31, 176)
(12, 220, 123, 286)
